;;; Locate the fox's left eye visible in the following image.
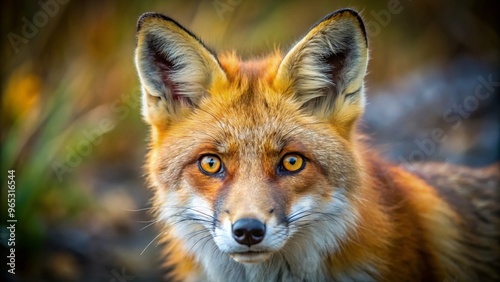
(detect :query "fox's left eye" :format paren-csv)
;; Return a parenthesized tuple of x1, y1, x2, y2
(199, 155, 222, 175)
(281, 154, 305, 173)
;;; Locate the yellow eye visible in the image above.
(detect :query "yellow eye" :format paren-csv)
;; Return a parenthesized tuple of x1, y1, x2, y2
(282, 154, 304, 172)
(199, 155, 222, 174)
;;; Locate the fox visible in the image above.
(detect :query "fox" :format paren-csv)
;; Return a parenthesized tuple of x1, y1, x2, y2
(134, 9, 499, 282)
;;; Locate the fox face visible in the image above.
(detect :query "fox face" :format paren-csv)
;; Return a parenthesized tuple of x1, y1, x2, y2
(136, 9, 370, 280)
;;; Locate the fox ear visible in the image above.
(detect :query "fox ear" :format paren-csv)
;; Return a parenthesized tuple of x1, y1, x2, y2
(135, 13, 226, 127)
(275, 9, 368, 137)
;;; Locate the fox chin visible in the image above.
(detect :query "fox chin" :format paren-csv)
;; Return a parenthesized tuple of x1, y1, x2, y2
(134, 9, 499, 282)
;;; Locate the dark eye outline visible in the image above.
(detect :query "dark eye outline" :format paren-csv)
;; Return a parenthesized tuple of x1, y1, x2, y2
(277, 153, 306, 175)
(198, 154, 224, 176)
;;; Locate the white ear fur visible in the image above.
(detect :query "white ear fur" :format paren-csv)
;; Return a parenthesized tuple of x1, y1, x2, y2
(135, 13, 226, 124)
(276, 9, 368, 121)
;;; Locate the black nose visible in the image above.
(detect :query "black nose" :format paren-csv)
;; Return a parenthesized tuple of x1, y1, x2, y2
(232, 218, 266, 247)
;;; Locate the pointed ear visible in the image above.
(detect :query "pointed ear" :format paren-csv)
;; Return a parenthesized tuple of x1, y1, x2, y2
(275, 9, 368, 137)
(135, 13, 226, 127)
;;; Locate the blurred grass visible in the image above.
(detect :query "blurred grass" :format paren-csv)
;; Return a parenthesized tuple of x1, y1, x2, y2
(1, 0, 498, 281)
(2, 66, 101, 248)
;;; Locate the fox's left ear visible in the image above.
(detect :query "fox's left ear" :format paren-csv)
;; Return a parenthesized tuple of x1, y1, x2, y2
(275, 9, 368, 137)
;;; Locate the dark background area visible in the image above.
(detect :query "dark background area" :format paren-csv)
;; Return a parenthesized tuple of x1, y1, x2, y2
(1, 0, 499, 281)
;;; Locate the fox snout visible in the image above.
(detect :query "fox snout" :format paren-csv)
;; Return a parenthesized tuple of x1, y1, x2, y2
(231, 218, 266, 247)
(215, 212, 283, 263)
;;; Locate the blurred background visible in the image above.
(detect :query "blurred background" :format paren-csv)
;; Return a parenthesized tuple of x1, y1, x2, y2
(1, 0, 498, 281)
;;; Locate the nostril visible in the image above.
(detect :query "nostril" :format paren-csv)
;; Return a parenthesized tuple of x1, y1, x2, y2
(233, 228, 245, 239)
(231, 218, 266, 247)
(250, 228, 265, 240)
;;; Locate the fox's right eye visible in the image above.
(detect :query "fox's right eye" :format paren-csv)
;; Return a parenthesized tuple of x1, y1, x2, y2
(198, 155, 222, 175)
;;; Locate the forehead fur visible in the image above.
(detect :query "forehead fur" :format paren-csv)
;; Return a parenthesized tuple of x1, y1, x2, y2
(202, 51, 292, 105)
(148, 51, 294, 144)
(217, 51, 283, 84)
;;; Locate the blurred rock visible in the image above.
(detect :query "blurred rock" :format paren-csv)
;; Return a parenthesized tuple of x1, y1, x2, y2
(100, 187, 138, 234)
(363, 56, 499, 167)
(47, 252, 81, 281)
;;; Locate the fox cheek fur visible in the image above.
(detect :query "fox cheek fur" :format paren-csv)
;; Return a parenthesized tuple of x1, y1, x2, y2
(135, 8, 499, 282)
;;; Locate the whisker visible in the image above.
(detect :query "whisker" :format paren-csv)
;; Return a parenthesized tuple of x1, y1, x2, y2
(141, 230, 166, 256)
(137, 220, 155, 223)
(187, 233, 213, 255)
(140, 218, 162, 231)
(123, 207, 154, 212)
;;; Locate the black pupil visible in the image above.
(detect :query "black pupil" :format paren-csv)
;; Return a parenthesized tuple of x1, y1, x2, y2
(208, 158, 215, 168)
(288, 157, 297, 166)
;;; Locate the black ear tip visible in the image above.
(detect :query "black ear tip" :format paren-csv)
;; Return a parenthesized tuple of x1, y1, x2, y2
(342, 9, 367, 43)
(136, 12, 176, 33)
(320, 8, 367, 43)
(336, 8, 362, 17)
(137, 12, 159, 32)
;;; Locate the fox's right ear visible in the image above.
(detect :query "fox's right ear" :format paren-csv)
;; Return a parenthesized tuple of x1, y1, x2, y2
(135, 13, 226, 127)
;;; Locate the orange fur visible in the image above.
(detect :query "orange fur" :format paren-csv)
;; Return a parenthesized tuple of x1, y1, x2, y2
(135, 9, 499, 282)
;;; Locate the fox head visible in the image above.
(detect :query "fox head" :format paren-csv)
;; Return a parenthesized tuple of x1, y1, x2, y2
(135, 9, 368, 269)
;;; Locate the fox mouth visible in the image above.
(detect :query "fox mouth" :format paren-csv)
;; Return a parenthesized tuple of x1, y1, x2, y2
(229, 251, 272, 263)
